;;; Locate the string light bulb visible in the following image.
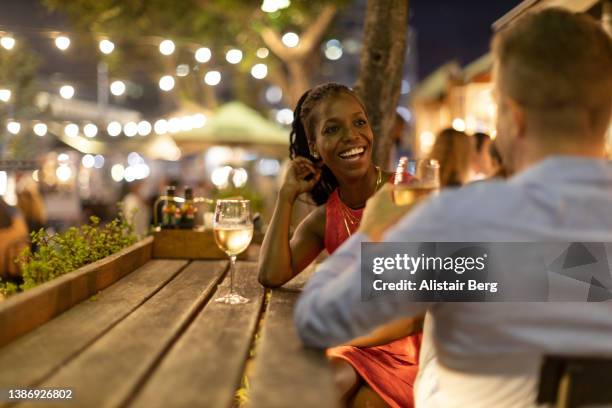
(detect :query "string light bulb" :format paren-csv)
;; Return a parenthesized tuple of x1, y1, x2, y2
(33, 123, 48, 137)
(0, 36, 16, 50)
(55, 35, 71, 51)
(99, 39, 115, 54)
(110, 80, 126, 96)
(195, 47, 211, 63)
(59, 85, 75, 99)
(159, 39, 175, 55)
(159, 75, 175, 91)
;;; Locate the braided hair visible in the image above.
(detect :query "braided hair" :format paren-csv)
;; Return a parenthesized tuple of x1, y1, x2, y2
(289, 83, 367, 205)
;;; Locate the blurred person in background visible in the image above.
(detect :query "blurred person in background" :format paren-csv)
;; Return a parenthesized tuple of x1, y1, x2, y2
(488, 140, 508, 179)
(122, 181, 150, 239)
(472, 132, 495, 179)
(0, 198, 28, 279)
(429, 128, 474, 187)
(387, 112, 408, 171)
(16, 172, 47, 236)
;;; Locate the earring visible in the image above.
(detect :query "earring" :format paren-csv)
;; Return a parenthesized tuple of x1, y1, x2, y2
(311, 151, 319, 159)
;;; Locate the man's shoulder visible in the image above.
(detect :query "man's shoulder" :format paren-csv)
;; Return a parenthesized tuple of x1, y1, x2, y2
(429, 179, 520, 220)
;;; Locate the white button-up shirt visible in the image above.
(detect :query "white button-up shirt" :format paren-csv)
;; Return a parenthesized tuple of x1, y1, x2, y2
(295, 156, 612, 408)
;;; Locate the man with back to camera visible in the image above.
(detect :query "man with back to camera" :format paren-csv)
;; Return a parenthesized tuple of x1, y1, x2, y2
(294, 8, 612, 408)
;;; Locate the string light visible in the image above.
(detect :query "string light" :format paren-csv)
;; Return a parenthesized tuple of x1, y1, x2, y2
(137, 120, 152, 136)
(93, 155, 105, 168)
(193, 113, 206, 128)
(33, 123, 47, 137)
(0, 36, 16, 50)
(276, 109, 293, 125)
(107, 121, 122, 137)
(159, 39, 175, 55)
(261, 0, 291, 13)
(204, 71, 221, 86)
(82, 154, 95, 168)
(225, 49, 243, 64)
(324, 39, 343, 60)
(168, 117, 181, 133)
(281, 32, 299, 48)
(159, 75, 175, 91)
(6, 121, 20, 135)
(256, 47, 269, 59)
(110, 80, 126, 96)
(251, 63, 268, 79)
(195, 47, 211, 63)
(111, 164, 125, 182)
(123, 122, 138, 137)
(99, 39, 115, 54)
(176, 64, 189, 77)
(59, 85, 75, 99)
(154, 119, 168, 135)
(55, 35, 71, 51)
(64, 123, 79, 137)
(265, 86, 282, 104)
(83, 123, 98, 138)
(56, 166, 72, 182)
(0, 89, 10, 102)
(452, 118, 466, 132)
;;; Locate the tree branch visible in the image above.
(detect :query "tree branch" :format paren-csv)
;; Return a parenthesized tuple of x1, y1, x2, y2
(297, 4, 337, 57)
(260, 27, 291, 61)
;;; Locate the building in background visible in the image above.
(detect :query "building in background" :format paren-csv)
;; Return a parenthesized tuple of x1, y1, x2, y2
(411, 0, 612, 157)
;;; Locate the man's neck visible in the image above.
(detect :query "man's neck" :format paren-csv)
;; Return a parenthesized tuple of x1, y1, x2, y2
(512, 140, 606, 174)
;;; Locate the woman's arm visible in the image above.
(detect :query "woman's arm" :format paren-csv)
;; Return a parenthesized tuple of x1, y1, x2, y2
(258, 195, 324, 287)
(258, 158, 324, 288)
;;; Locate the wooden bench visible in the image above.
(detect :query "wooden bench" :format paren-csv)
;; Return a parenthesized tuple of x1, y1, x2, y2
(0, 240, 337, 407)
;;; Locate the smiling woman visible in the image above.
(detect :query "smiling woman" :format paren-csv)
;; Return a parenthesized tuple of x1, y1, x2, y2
(257, 83, 422, 408)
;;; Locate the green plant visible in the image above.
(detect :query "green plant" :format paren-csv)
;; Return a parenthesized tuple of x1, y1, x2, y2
(0, 213, 136, 297)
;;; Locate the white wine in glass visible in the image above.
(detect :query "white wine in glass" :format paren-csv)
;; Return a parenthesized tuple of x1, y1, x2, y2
(393, 158, 440, 206)
(213, 199, 253, 305)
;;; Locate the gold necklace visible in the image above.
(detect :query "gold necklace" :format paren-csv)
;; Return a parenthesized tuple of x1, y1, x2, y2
(340, 166, 382, 237)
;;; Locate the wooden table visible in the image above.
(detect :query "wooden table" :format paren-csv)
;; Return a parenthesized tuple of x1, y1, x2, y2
(0, 258, 338, 407)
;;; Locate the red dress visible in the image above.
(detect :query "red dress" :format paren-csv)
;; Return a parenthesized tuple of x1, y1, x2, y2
(324, 189, 422, 408)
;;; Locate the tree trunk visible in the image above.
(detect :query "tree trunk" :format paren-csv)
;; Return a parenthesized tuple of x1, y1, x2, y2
(355, 0, 409, 168)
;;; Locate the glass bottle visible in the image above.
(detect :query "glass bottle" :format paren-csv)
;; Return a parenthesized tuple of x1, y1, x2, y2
(161, 186, 178, 228)
(180, 187, 197, 229)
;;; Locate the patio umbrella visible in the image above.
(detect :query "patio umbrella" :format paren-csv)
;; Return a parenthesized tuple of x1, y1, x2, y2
(171, 102, 290, 156)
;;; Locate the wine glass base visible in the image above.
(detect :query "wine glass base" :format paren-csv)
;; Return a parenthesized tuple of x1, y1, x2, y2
(215, 293, 249, 305)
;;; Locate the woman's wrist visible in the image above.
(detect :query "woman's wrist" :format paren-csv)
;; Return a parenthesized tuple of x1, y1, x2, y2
(278, 186, 299, 204)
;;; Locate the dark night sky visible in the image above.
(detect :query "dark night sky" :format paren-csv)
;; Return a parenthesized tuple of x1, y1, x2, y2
(410, 0, 520, 79)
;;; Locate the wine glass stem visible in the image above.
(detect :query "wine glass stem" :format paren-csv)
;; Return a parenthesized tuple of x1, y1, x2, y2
(229, 255, 237, 294)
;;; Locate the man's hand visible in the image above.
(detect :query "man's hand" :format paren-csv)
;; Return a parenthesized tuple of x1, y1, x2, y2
(358, 184, 415, 241)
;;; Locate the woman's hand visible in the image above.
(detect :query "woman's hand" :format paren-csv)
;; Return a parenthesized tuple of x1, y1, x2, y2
(280, 157, 321, 202)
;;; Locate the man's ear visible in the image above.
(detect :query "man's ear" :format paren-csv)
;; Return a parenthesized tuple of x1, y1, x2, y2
(507, 96, 526, 140)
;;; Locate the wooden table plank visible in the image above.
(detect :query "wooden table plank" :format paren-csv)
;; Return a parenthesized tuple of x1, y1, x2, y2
(22, 260, 228, 408)
(0, 259, 187, 393)
(248, 266, 338, 408)
(129, 261, 264, 408)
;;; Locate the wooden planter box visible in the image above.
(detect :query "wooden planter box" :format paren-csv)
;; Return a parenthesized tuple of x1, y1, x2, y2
(152, 229, 264, 260)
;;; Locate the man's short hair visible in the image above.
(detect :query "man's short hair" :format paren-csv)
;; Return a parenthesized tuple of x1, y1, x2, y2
(492, 8, 612, 134)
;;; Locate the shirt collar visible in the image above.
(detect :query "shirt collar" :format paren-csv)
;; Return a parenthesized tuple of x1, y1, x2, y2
(510, 156, 612, 186)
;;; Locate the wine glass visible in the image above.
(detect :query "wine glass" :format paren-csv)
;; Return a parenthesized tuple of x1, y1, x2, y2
(393, 158, 440, 206)
(213, 199, 253, 304)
